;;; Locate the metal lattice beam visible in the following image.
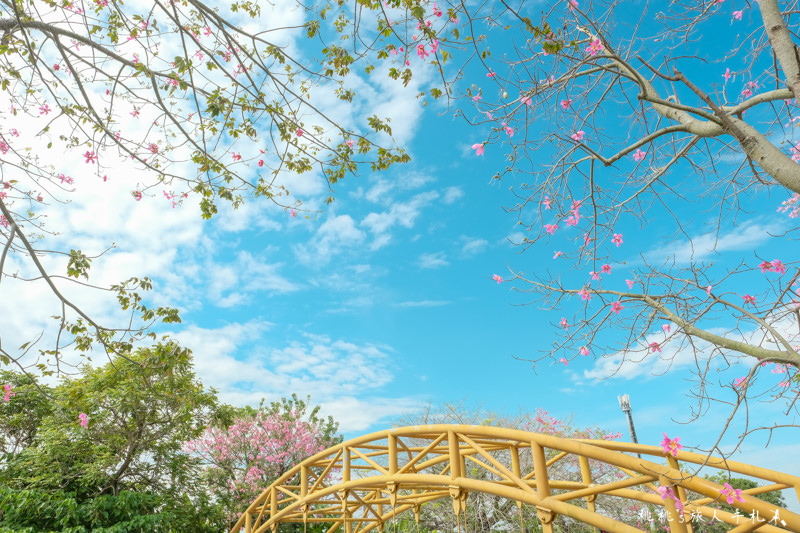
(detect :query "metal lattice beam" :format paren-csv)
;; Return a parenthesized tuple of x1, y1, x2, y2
(231, 425, 800, 533)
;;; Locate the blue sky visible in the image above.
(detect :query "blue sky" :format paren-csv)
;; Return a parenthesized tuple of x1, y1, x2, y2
(1, 0, 798, 493)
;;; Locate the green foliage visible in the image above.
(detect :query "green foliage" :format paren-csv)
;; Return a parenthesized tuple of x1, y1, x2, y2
(0, 487, 223, 532)
(0, 343, 228, 531)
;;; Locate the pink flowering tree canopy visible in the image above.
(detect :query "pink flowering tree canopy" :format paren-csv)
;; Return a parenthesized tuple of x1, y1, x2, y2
(316, 0, 800, 446)
(184, 394, 341, 524)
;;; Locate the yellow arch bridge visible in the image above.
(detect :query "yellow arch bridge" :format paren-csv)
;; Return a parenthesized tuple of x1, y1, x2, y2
(232, 425, 800, 533)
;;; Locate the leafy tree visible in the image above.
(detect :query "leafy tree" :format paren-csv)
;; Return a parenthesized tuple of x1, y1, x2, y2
(308, 0, 800, 447)
(185, 394, 341, 528)
(0, 341, 227, 531)
(0, 0, 410, 380)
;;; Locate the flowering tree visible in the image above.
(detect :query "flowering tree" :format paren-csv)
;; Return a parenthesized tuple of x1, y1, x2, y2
(309, 0, 800, 448)
(184, 394, 341, 525)
(0, 0, 408, 377)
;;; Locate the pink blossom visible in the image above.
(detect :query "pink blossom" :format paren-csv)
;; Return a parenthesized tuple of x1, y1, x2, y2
(660, 433, 682, 457)
(416, 44, 429, 58)
(734, 376, 747, 388)
(521, 96, 532, 106)
(553, 251, 563, 259)
(258, 160, 264, 166)
(345, 139, 356, 148)
(472, 143, 485, 156)
(656, 485, 684, 513)
(625, 279, 635, 289)
(492, 274, 503, 283)
(148, 143, 159, 154)
(84, 151, 97, 163)
(296, 128, 303, 137)
(560, 99, 572, 109)
(542, 195, 552, 209)
(771, 260, 786, 274)
(649, 342, 661, 353)
(486, 71, 496, 78)
(720, 483, 745, 504)
(291, 209, 296, 218)
(578, 288, 591, 301)
(590, 271, 600, 280)
(732, 10, 742, 20)
(472, 94, 482, 102)
(632, 148, 646, 162)
(723, 68, 732, 82)
(133, 190, 142, 201)
(3, 384, 13, 402)
(232, 152, 242, 161)
(39, 104, 51, 115)
(706, 285, 713, 295)
(759, 260, 773, 273)
(662, 323, 671, 333)
(544, 223, 559, 235)
(504, 125, 514, 137)
(580, 346, 590, 356)
(130, 108, 140, 118)
(612, 233, 623, 247)
(0, 140, 9, 155)
(559, 357, 568, 365)
(571, 130, 585, 142)
(742, 294, 756, 305)
(78, 412, 89, 428)
(610, 301, 623, 314)
(601, 264, 611, 274)
(586, 39, 603, 56)
(559, 317, 569, 329)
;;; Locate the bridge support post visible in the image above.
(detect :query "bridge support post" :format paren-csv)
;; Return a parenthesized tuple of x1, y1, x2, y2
(531, 441, 555, 533)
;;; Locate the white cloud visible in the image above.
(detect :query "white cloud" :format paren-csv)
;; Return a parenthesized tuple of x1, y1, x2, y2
(394, 300, 450, 308)
(461, 237, 488, 256)
(293, 214, 366, 265)
(443, 186, 464, 204)
(170, 324, 423, 433)
(644, 220, 780, 264)
(361, 191, 439, 250)
(418, 251, 449, 269)
(206, 251, 299, 307)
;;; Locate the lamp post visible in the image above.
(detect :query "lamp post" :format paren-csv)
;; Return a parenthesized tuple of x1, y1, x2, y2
(618, 394, 642, 459)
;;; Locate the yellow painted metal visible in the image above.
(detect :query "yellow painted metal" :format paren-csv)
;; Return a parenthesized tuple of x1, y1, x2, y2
(231, 425, 800, 533)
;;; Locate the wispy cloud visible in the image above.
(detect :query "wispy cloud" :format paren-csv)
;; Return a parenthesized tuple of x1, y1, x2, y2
(293, 214, 366, 266)
(643, 219, 780, 265)
(394, 300, 450, 308)
(361, 191, 439, 250)
(170, 324, 423, 432)
(418, 251, 449, 269)
(461, 237, 488, 256)
(443, 186, 465, 204)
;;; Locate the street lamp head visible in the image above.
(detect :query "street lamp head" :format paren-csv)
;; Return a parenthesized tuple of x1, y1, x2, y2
(618, 394, 630, 412)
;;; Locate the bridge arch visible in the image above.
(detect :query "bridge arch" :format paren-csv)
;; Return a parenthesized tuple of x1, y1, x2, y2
(232, 424, 800, 533)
